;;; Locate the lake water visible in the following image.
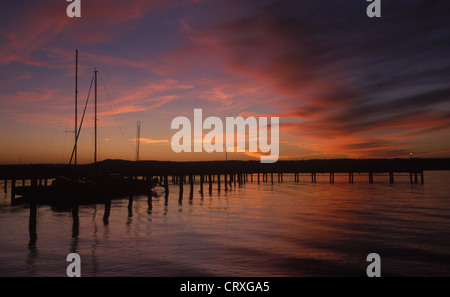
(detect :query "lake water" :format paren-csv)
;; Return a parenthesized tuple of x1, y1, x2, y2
(1, 171, 449, 277)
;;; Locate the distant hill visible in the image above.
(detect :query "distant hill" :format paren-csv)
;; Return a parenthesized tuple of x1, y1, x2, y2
(0, 158, 449, 179)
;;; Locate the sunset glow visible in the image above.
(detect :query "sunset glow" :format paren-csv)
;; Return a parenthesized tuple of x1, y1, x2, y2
(1, 1, 450, 164)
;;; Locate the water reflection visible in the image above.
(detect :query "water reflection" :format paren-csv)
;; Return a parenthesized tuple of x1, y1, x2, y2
(9, 171, 450, 277)
(27, 203, 38, 275)
(147, 193, 152, 214)
(71, 204, 79, 253)
(127, 196, 133, 218)
(103, 199, 111, 225)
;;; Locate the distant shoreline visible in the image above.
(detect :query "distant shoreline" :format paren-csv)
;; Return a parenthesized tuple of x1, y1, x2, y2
(1, 158, 449, 179)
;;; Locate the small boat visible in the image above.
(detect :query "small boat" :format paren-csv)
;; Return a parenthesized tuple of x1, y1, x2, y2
(14, 175, 158, 205)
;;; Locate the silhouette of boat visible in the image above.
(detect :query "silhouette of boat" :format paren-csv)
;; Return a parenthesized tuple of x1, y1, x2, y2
(15, 175, 157, 205)
(14, 50, 156, 205)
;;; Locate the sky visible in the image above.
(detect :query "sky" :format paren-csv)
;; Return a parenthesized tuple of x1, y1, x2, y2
(0, 0, 450, 164)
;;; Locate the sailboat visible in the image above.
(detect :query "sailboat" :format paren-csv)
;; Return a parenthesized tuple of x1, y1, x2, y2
(14, 50, 157, 205)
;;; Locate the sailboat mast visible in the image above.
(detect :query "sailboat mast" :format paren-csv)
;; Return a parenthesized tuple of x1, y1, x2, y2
(94, 69, 98, 165)
(74, 49, 78, 166)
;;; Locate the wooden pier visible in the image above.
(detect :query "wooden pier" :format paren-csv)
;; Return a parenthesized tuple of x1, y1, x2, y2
(1, 158, 449, 203)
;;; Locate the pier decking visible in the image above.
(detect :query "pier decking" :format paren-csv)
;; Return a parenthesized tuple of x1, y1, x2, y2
(1, 158, 450, 202)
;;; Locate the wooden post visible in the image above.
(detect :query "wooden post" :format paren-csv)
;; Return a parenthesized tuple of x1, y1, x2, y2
(179, 175, 184, 194)
(179, 176, 183, 204)
(72, 203, 80, 239)
(29, 203, 37, 246)
(251, 173, 253, 183)
(200, 175, 204, 194)
(421, 171, 424, 184)
(11, 179, 16, 201)
(209, 174, 213, 194)
(128, 196, 133, 218)
(164, 175, 169, 194)
(410, 172, 413, 184)
(389, 172, 394, 184)
(3, 179, 6, 194)
(229, 174, 233, 188)
(414, 172, 418, 184)
(281, 173, 283, 183)
(369, 173, 373, 184)
(224, 174, 228, 191)
(189, 180, 194, 203)
(103, 199, 111, 224)
(257, 173, 260, 184)
(189, 175, 194, 192)
(217, 174, 221, 192)
(147, 191, 153, 213)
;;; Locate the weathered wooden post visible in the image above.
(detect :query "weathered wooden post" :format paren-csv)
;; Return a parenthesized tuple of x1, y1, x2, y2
(209, 174, 213, 194)
(72, 203, 80, 239)
(200, 175, 204, 194)
(29, 203, 37, 246)
(189, 175, 194, 193)
(103, 199, 111, 224)
(11, 179, 16, 201)
(224, 173, 228, 191)
(179, 175, 184, 198)
(217, 174, 221, 192)
(389, 172, 394, 184)
(128, 196, 133, 218)
(164, 175, 169, 194)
